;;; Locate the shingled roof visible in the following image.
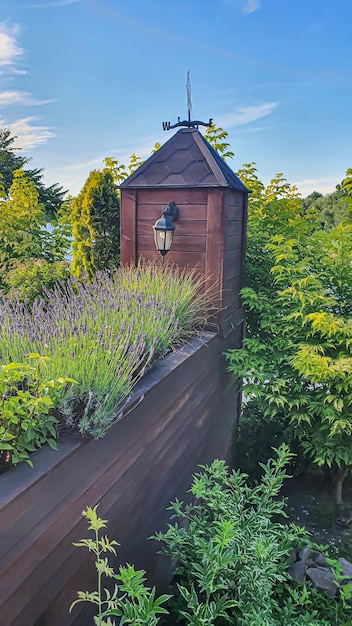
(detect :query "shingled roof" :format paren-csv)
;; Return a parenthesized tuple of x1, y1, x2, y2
(120, 127, 248, 192)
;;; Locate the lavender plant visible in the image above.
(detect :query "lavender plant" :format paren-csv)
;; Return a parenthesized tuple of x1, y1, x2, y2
(0, 264, 206, 437)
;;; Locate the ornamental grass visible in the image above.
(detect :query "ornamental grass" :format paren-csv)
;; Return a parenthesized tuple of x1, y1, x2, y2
(0, 263, 207, 437)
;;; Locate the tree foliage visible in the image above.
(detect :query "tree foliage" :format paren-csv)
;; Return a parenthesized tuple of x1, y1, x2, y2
(0, 128, 66, 220)
(204, 123, 234, 161)
(70, 169, 120, 279)
(301, 173, 351, 229)
(0, 167, 71, 297)
(227, 165, 352, 509)
(0, 168, 44, 270)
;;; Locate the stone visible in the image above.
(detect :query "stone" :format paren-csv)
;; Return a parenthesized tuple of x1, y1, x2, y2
(298, 546, 313, 563)
(313, 552, 329, 568)
(287, 559, 306, 583)
(338, 557, 352, 580)
(306, 566, 338, 597)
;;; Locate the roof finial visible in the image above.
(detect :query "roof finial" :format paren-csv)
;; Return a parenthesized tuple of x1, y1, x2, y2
(162, 71, 213, 131)
(186, 69, 192, 123)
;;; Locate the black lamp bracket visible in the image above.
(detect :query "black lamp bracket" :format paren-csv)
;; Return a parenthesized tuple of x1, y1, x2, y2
(163, 202, 178, 222)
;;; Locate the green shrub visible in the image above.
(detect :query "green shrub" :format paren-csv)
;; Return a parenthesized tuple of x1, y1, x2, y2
(70, 505, 171, 626)
(0, 354, 75, 472)
(153, 445, 351, 625)
(1, 258, 70, 306)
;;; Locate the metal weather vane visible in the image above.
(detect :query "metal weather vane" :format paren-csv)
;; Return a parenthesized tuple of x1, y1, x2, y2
(162, 70, 213, 131)
(186, 69, 192, 122)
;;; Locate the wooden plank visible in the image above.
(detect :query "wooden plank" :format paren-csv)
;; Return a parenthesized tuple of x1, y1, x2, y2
(137, 204, 207, 221)
(223, 273, 242, 296)
(226, 190, 244, 206)
(120, 190, 137, 265)
(224, 248, 243, 266)
(227, 204, 244, 221)
(224, 235, 242, 251)
(224, 260, 242, 280)
(226, 220, 243, 236)
(137, 189, 208, 204)
(138, 234, 206, 253)
(223, 290, 240, 309)
(137, 250, 206, 268)
(138, 219, 207, 236)
(205, 189, 224, 316)
(9, 368, 220, 626)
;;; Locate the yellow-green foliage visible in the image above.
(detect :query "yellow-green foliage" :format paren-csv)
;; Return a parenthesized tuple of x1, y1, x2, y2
(0, 169, 44, 267)
(227, 168, 352, 501)
(70, 169, 120, 279)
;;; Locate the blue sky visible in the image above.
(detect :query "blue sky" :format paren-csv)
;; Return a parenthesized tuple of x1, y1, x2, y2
(0, 0, 351, 197)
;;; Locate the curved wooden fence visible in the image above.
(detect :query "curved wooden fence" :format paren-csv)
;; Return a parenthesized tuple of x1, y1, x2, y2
(0, 328, 241, 626)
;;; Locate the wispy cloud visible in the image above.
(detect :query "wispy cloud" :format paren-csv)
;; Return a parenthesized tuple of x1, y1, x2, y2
(242, 0, 260, 14)
(1, 116, 55, 149)
(0, 114, 54, 149)
(28, 0, 82, 8)
(0, 22, 55, 149)
(216, 102, 277, 128)
(0, 90, 55, 106)
(293, 176, 339, 196)
(0, 22, 23, 69)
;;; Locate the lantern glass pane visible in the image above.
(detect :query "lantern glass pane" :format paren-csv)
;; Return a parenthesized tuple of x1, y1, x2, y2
(165, 230, 173, 250)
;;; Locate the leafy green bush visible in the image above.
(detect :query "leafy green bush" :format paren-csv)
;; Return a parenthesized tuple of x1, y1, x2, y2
(1, 258, 70, 306)
(70, 505, 171, 626)
(0, 354, 75, 472)
(153, 445, 351, 626)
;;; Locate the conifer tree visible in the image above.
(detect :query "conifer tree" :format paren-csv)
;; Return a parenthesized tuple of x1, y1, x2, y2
(70, 169, 120, 279)
(0, 168, 44, 269)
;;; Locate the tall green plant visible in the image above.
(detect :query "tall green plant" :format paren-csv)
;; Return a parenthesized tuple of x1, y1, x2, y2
(153, 445, 309, 626)
(70, 169, 120, 279)
(70, 505, 171, 626)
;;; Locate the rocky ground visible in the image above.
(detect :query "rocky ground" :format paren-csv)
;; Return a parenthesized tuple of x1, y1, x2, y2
(282, 474, 352, 557)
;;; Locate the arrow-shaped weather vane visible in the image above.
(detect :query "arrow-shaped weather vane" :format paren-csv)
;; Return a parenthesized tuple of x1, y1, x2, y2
(162, 70, 213, 131)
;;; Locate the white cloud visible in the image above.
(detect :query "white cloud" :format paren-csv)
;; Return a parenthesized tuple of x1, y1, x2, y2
(0, 22, 23, 68)
(242, 0, 260, 14)
(0, 22, 55, 149)
(216, 102, 277, 128)
(293, 176, 339, 196)
(0, 116, 55, 149)
(0, 90, 55, 106)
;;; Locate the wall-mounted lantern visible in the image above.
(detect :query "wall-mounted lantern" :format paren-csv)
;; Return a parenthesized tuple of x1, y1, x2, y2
(153, 201, 178, 258)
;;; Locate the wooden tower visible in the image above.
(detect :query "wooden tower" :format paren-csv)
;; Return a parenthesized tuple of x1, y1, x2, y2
(120, 127, 248, 336)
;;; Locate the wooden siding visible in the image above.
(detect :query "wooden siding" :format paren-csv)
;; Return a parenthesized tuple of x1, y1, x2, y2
(0, 329, 241, 626)
(120, 190, 137, 265)
(120, 185, 248, 331)
(134, 189, 208, 270)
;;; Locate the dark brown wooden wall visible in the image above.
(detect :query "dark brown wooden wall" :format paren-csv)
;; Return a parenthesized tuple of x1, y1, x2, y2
(222, 189, 247, 319)
(120, 186, 247, 330)
(0, 328, 241, 626)
(121, 188, 208, 269)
